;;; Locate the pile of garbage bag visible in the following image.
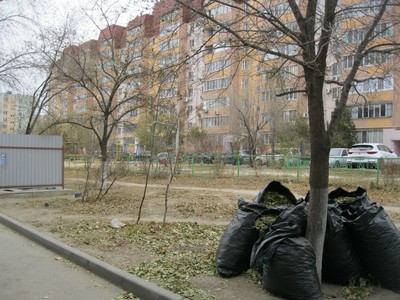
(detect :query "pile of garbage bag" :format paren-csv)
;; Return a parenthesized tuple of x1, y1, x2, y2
(215, 181, 400, 299)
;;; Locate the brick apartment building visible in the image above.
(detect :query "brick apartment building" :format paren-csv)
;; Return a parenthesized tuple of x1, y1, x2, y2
(55, 0, 400, 155)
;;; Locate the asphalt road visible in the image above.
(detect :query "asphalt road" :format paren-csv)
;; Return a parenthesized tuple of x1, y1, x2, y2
(0, 223, 123, 300)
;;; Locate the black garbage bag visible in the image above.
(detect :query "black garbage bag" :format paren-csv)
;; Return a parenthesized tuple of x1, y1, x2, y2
(328, 187, 372, 209)
(215, 199, 281, 277)
(254, 180, 298, 207)
(250, 201, 308, 271)
(344, 202, 400, 293)
(322, 204, 366, 285)
(262, 237, 323, 300)
(272, 200, 308, 231)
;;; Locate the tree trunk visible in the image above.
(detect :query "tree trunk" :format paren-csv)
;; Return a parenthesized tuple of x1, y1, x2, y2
(100, 141, 108, 192)
(306, 80, 330, 281)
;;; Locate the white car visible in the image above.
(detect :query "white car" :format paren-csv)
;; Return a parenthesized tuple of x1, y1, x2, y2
(347, 143, 397, 169)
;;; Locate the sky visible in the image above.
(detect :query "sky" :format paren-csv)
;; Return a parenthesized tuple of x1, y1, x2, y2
(0, 0, 154, 93)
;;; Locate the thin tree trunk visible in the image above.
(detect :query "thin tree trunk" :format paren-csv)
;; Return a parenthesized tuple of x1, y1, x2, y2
(306, 83, 330, 281)
(136, 159, 152, 224)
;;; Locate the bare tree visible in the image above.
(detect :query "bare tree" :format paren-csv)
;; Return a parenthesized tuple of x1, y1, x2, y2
(0, 0, 36, 89)
(22, 23, 78, 134)
(53, 13, 155, 199)
(178, 0, 400, 279)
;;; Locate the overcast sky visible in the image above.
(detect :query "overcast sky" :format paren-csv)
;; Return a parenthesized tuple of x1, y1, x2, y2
(0, 0, 153, 93)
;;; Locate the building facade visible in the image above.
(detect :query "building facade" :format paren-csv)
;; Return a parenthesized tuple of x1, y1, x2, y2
(56, 0, 400, 155)
(0, 92, 33, 134)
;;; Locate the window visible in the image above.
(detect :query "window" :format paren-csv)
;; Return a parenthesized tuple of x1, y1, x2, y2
(205, 59, 229, 72)
(159, 88, 178, 98)
(203, 97, 228, 109)
(262, 90, 276, 102)
(283, 110, 296, 122)
(344, 22, 393, 44)
(374, 22, 393, 37)
(350, 102, 392, 119)
(130, 109, 138, 117)
(204, 77, 231, 91)
(158, 72, 178, 83)
(212, 23, 231, 34)
(159, 54, 180, 67)
(282, 65, 299, 78)
(356, 130, 383, 143)
(332, 62, 341, 76)
(279, 44, 297, 56)
(243, 22, 250, 30)
(264, 50, 278, 60)
(332, 87, 341, 98)
(350, 76, 393, 94)
(128, 25, 142, 35)
(213, 41, 230, 52)
(201, 116, 228, 128)
(241, 79, 248, 89)
(160, 9, 180, 22)
(262, 113, 270, 123)
(344, 28, 365, 44)
(189, 39, 194, 48)
(282, 88, 298, 100)
(242, 59, 249, 70)
(125, 123, 138, 132)
(160, 39, 179, 52)
(343, 53, 392, 68)
(208, 4, 231, 17)
(188, 24, 194, 34)
(286, 21, 298, 32)
(160, 22, 180, 36)
(263, 2, 290, 17)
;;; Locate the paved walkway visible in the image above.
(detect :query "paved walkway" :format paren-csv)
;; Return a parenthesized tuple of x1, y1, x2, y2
(0, 223, 123, 300)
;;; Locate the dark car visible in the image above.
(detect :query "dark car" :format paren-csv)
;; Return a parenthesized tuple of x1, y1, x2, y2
(225, 151, 251, 165)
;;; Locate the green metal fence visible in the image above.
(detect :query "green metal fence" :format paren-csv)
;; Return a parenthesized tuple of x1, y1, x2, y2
(64, 154, 400, 188)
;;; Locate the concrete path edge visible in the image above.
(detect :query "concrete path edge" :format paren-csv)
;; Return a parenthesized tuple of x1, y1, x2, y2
(0, 212, 183, 300)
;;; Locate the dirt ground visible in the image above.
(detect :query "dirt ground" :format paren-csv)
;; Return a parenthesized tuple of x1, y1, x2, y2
(1, 176, 400, 299)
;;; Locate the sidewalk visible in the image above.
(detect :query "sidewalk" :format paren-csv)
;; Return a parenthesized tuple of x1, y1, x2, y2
(0, 213, 183, 300)
(0, 223, 122, 300)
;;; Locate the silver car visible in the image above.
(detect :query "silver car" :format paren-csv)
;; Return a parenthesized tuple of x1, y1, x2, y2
(329, 148, 348, 168)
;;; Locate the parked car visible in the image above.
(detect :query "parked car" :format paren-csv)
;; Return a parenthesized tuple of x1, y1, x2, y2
(329, 148, 348, 168)
(157, 152, 170, 165)
(347, 143, 397, 169)
(225, 151, 251, 165)
(192, 153, 213, 164)
(255, 148, 301, 166)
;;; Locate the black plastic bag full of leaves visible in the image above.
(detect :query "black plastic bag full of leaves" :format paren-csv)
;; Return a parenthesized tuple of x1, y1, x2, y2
(344, 202, 400, 293)
(215, 199, 282, 277)
(322, 204, 366, 285)
(254, 181, 298, 207)
(262, 237, 323, 300)
(328, 187, 372, 209)
(250, 202, 308, 271)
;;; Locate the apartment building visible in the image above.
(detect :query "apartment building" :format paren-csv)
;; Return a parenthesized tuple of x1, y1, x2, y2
(0, 92, 32, 134)
(56, 0, 400, 155)
(324, 0, 400, 153)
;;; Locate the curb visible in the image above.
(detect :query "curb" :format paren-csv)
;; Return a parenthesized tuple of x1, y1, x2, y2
(0, 212, 182, 300)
